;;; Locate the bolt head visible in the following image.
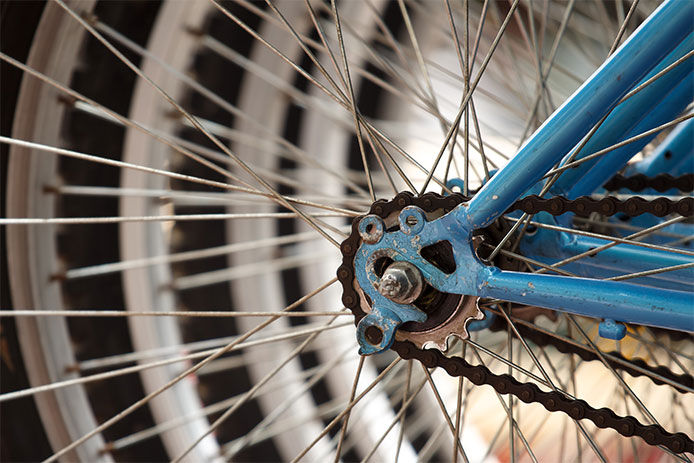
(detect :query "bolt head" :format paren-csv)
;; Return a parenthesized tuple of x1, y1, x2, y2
(377, 261, 424, 304)
(378, 274, 402, 298)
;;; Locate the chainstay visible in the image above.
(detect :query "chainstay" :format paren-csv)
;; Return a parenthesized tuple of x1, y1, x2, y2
(605, 173, 694, 193)
(338, 191, 693, 454)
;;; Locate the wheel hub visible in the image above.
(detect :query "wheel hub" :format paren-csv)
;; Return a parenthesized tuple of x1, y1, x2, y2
(339, 192, 485, 355)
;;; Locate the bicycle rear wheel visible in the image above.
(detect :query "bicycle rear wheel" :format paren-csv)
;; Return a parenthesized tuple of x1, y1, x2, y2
(2, 1, 692, 462)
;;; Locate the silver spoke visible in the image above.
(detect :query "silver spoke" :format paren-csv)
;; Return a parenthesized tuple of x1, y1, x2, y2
(172, 316, 342, 462)
(0, 135, 359, 217)
(94, 18, 372, 200)
(606, 262, 694, 282)
(420, 0, 521, 193)
(394, 360, 413, 463)
(1, 310, 352, 319)
(5, 2, 690, 461)
(41, 277, 336, 462)
(1, 321, 351, 403)
(361, 376, 428, 463)
(544, 112, 694, 179)
(54, 0, 342, 248)
(467, 347, 540, 463)
(334, 356, 365, 463)
(289, 357, 402, 463)
(421, 365, 468, 462)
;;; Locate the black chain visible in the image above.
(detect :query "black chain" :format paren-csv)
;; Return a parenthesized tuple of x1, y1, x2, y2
(338, 191, 693, 454)
(604, 173, 694, 193)
(515, 194, 692, 217)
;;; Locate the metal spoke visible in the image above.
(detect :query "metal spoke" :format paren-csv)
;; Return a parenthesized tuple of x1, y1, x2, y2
(172, 316, 342, 462)
(76, 321, 350, 377)
(517, 0, 575, 145)
(6, 2, 690, 461)
(420, 0, 521, 194)
(468, 347, 539, 463)
(95, 18, 372, 200)
(544, 112, 694, 179)
(361, 376, 428, 463)
(451, 348, 468, 463)
(214, 0, 423, 193)
(110, 348, 357, 453)
(394, 360, 413, 463)
(172, 250, 333, 291)
(606, 262, 694, 282)
(52, 183, 370, 210)
(0, 134, 358, 219)
(397, 0, 438, 106)
(476, 307, 694, 393)
(538, 216, 686, 272)
(40, 277, 337, 462)
(503, 215, 694, 257)
(289, 356, 402, 463)
(566, 315, 665, 427)
(1, 320, 351, 403)
(1, 310, 352, 319)
(420, 365, 468, 462)
(328, 0, 376, 201)
(0, 212, 350, 226)
(54, 0, 342, 248)
(506, 304, 516, 463)
(57, 230, 328, 280)
(334, 356, 365, 462)
(608, 0, 640, 56)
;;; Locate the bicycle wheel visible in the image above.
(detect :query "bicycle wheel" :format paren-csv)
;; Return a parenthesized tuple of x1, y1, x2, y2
(2, 0, 692, 462)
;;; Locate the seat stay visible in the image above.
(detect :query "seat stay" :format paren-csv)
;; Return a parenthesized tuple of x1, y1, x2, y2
(463, 0, 693, 230)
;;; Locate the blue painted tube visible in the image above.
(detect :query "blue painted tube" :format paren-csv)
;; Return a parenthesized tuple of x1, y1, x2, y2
(553, 33, 694, 196)
(631, 118, 694, 177)
(567, 72, 694, 198)
(521, 256, 691, 291)
(463, 0, 694, 230)
(522, 233, 693, 291)
(481, 270, 694, 332)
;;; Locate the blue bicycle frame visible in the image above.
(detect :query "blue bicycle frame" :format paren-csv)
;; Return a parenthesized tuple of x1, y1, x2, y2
(354, 0, 694, 354)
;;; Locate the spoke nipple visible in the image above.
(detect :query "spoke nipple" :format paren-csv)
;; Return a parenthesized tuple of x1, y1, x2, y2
(598, 318, 627, 340)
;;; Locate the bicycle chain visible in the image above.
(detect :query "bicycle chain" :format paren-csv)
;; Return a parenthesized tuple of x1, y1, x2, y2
(338, 191, 693, 454)
(604, 173, 694, 193)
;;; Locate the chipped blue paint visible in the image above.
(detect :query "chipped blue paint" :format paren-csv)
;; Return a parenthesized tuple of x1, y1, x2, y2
(355, 203, 693, 354)
(356, 306, 421, 355)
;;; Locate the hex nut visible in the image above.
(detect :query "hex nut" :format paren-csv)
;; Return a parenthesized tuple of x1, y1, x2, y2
(377, 261, 424, 304)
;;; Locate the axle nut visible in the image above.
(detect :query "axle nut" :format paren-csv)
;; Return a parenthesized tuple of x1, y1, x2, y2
(377, 261, 424, 304)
